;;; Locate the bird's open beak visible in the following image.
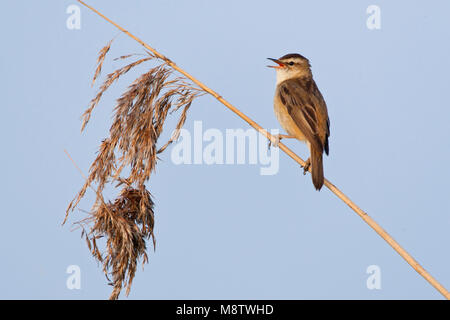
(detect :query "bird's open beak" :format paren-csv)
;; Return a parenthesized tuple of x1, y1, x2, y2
(267, 58, 286, 68)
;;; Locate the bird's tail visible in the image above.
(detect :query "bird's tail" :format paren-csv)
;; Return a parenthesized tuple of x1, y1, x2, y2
(311, 148, 324, 191)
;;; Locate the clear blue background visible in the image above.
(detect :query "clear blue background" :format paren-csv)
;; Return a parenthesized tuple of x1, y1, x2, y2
(1, 0, 449, 299)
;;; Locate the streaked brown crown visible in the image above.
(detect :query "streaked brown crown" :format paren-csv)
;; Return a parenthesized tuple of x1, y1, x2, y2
(279, 53, 309, 61)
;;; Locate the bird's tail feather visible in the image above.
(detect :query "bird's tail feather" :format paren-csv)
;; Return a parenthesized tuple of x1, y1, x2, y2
(311, 148, 324, 191)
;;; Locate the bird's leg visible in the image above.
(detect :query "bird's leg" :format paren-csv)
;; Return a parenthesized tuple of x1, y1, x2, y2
(303, 158, 311, 175)
(268, 134, 296, 149)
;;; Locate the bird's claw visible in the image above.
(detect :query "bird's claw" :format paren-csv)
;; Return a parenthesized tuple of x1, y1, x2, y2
(303, 158, 311, 175)
(268, 134, 282, 149)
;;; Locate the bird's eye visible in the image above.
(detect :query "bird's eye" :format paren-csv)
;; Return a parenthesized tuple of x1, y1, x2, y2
(288, 62, 294, 66)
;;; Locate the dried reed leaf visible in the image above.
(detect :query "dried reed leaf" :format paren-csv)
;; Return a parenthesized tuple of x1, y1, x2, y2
(92, 39, 114, 87)
(81, 56, 152, 132)
(67, 47, 205, 300)
(113, 53, 143, 61)
(78, 185, 155, 300)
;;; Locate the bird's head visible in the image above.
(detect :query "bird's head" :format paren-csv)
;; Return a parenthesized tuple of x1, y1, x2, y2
(267, 53, 312, 83)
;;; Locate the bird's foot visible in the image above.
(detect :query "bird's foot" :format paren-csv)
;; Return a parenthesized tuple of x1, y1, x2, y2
(268, 134, 295, 149)
(303, 158, 311, 175)
(268, 134, 282, 149)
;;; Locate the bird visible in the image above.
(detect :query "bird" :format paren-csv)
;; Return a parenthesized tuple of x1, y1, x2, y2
(268, 53, 330, 190)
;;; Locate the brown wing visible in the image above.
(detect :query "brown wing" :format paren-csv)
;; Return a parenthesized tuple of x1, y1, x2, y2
(278, 78, 330, 155)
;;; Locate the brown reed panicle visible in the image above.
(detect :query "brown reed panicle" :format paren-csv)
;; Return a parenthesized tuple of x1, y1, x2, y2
(91, 38, 113, 87)
(65, 40, 205, 300)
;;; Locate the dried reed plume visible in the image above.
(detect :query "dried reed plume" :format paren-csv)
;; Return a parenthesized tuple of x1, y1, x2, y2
(65, 39, 205, 300)
(68, 0, 450, 300)
(91, 38, 113, 87)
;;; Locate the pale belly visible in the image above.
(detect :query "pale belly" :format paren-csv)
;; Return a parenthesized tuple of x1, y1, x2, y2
(273, 95, 307, 142)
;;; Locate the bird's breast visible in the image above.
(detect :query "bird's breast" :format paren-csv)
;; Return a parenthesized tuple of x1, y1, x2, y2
(273, 92, 306, 142)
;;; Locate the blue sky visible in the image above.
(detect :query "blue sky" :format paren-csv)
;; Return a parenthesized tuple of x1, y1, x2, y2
(1, 0, 450, 299)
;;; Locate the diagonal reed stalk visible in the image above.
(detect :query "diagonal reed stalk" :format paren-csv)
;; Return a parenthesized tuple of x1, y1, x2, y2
(76, 0, 450, 299)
